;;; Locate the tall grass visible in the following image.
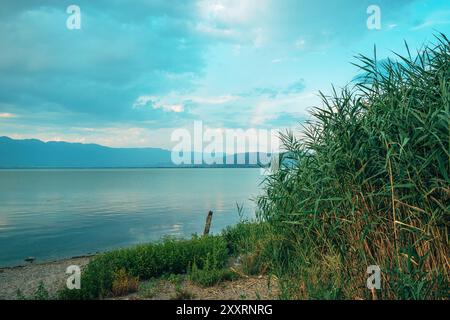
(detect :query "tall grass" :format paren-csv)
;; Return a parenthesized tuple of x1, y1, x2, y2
(257, 34, 449, 299)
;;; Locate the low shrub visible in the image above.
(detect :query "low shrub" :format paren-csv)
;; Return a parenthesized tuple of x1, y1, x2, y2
(223, 222, 280, 275)
(138, 280, 159, 299)
(16, 282, 52, 300)
(111, 268, 139, 297)
(189, 262, 238, 287)
(59, 235, 228, 299)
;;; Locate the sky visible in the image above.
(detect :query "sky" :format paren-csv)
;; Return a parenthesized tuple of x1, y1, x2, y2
(0, 0, 449, 151)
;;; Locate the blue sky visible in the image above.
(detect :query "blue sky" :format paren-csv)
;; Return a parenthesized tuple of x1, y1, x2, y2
(0, 0, 449, 149)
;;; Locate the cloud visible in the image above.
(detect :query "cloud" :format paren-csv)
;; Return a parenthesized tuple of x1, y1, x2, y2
(1, 0, 448, 148)
(197, 0, 267, 26)
(206, 0, 419, 50)
(0, 113, 17, 118)
(188, 95, 240, 105)
(0, 2, 209, 127)
(6, 125, 182, 149)
(133, 96, 185, 113)
(244, 79, 306, 99)
(250, 92, 318, 126)
(133, 93, 240, 114)
(294, 39, 306, 49)
(158, 104, 184, 113)
(195, 23, 240, 41)
(283, 80, 306, 95)
(412, 19, 450, 30)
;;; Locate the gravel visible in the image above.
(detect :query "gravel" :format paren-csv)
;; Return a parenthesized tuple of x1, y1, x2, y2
(0, 256, 92, 300)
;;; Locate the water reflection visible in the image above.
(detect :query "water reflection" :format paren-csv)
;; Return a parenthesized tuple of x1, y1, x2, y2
(0, 168, 262, 266)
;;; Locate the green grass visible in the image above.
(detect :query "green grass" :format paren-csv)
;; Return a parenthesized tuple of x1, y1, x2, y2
(56, 222, 272, 299)
(138, 279, 160, 299)
(189, 262, 238, 287)
(16, 282, 52, 300)
(256, 33, 449, 300)
(223, 221, 277, 275)
(58, 235, 228, 299)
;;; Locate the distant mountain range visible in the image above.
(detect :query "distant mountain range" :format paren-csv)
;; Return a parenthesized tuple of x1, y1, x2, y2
(0, 136, 269, 168)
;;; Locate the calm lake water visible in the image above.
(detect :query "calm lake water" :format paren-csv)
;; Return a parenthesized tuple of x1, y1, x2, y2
(0, 168, 263, 267)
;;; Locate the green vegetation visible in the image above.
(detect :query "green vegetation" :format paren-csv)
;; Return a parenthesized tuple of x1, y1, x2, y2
(58, 35, 448, 300)
(171, 285, 196, 300)
(189, 261, 238, 287)
(138, 279, 160, 299)
(56, 222, 273, 299)
(223, 221, 276, 275)
(256, 34, 449, 299)
(59, 235, 229, 299)
(16, 282, 53, 300)
(111, 268, 140, 297)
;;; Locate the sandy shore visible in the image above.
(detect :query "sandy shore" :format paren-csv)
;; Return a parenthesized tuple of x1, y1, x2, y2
(0, 256, 279, 300)
(0, 256, 92, 300)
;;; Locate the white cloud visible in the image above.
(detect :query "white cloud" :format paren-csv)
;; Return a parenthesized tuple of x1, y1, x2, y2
(133, 93, 239, 114)
(162, 104, 184, 113)
(196, 0, 269, 46)
(295, 39, 306, 49)
(197, 0, 267, 25)
(9, 126, 181, 149)
(0, 113, 17, 118)
(132, 95, 156, 109)
(195, 23, 239, 40)
(250, 91, 318, 126)
(412, 19, 450, 30)
(133, 95, 184, 113)
(189, 94, 239, 105)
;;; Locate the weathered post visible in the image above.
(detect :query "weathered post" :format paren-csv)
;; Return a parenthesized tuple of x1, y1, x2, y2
(203, 210, 213, 236)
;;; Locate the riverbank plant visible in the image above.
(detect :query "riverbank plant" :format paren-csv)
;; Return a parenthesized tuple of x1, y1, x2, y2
(58, 235, 229, 299)
(257, 34, 449, 299)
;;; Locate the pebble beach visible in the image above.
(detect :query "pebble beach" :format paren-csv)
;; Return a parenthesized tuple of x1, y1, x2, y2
(0, 256, 92, 300)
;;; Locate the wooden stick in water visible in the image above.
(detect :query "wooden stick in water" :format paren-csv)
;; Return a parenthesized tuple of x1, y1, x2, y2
(203, 210, 213, 236)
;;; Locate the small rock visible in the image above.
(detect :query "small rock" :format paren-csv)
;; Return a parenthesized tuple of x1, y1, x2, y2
(24, 257, 35, 263)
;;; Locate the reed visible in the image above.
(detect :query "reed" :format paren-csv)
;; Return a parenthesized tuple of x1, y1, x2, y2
(257, 34, 449, 299)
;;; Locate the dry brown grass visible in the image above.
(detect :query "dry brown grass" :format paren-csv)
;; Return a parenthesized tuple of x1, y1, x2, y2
(111, 268, 139, 297)
(117, 275, 280, 300)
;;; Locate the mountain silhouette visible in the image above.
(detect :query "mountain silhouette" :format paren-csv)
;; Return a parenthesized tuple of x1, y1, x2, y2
(0, 136, 270, 168)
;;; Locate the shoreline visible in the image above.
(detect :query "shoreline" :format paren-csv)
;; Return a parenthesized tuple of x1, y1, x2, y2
(0, 254, 96, 270)
(0, 255, 93, 300)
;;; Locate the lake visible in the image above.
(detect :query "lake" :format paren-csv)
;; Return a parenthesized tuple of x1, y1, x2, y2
(0, 168, 263, 267)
